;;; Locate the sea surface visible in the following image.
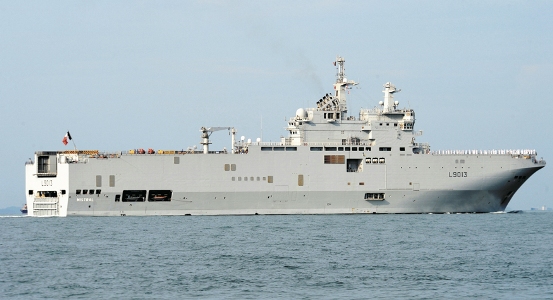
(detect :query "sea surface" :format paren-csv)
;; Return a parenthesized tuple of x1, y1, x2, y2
(1, 212, 552, 299)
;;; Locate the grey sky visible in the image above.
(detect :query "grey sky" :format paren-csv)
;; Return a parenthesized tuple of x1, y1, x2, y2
(1, 0, 551, 210)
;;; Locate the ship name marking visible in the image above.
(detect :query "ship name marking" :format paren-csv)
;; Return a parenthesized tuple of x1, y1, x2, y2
(449, 172, 468, 178)
(77, 198, 94, 202)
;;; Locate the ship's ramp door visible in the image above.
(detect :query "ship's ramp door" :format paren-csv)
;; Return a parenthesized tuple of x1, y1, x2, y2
(33, 197, 59, 216)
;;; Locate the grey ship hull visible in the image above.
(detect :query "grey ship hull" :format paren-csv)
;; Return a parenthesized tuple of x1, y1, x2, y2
(25, 147, 544, 217)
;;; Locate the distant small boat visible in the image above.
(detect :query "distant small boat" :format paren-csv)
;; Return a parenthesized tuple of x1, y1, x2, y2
(20, 204, 28, 214)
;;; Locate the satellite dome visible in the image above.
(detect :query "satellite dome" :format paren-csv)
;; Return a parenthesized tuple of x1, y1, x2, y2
(296, 108, 307, 119)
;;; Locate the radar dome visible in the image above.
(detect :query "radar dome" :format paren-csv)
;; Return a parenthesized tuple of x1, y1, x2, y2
(296, 108, 307, 119)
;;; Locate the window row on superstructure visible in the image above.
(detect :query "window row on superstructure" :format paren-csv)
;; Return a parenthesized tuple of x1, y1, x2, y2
(310, 146, 372, 151)
(311, 146, 406, 152)
(231, 176, 272, 182)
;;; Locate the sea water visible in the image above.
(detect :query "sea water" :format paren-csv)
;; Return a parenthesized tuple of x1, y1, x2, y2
(1, 212, 552, 299)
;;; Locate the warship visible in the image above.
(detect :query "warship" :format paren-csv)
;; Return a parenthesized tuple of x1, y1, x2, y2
(25, 57, 545, 216)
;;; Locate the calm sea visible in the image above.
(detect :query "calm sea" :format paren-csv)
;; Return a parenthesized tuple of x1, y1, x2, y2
(1, 212, 552, 299)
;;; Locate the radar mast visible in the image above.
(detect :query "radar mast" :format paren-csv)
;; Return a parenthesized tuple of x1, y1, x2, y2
(333, 56, 358, 114)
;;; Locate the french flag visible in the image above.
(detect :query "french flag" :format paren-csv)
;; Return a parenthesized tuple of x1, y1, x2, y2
(62, 131, 72, 145)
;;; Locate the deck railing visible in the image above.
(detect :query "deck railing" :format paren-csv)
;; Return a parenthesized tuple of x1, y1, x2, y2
(431, 149, 537, 156)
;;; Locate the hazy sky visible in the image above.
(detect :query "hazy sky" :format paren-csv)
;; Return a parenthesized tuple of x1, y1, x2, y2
(1, 0, 551, 210)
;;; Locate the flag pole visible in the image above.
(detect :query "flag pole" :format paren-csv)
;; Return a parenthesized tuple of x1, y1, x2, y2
(67, 131, 77, 151)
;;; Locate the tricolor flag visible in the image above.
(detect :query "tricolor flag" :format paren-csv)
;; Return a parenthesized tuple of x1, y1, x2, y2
(62, 131, 72, 145)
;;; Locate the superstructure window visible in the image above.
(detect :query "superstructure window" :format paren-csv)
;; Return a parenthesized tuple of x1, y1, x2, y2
(400, 147, 405, 151)
(379, 147, 392, 151)
(310, 147, 323, 151)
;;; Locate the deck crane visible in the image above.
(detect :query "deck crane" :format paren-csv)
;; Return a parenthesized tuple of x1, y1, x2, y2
(200, 127, 237, 154)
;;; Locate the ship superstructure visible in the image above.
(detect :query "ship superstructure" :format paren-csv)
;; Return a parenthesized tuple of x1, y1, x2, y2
(25, 57, 545, 216)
